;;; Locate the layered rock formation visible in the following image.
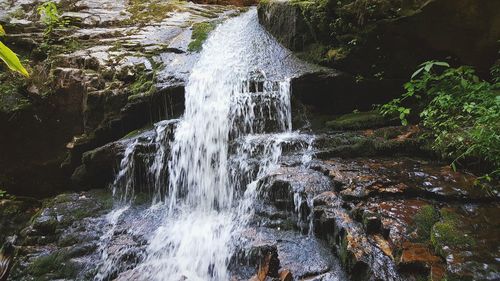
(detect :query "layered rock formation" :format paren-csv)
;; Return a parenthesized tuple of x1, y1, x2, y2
(0, 0, 244, 196)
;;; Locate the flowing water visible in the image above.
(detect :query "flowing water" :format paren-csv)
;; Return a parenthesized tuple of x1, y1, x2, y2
(96, 9, 319, 281)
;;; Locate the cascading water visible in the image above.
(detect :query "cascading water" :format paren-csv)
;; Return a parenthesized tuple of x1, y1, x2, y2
(96, 9, 317, 281)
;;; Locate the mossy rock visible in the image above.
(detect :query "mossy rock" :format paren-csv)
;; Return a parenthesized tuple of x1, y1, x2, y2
(26, 249, 78, 279)
(188, 21, 217, 52)
(0, 72, 31, 113)
(125, 0, 183, 24)
(430, 208, 475, 258)
(325, 111, 389, 130)
(412, 204, 439, 241)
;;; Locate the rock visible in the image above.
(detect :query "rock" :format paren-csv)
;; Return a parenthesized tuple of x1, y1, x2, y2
(238, 228, 346, 280)
(72, 119, 177, 189)
(278, 269, 293, 281)
(8, 190, 115, 281)
(311, 157, 497, 202)
(399, 242, 442, 273)
(0, 198, 41, 245)
(259, 0, 500, 77)
(192, 0, 257, 6)
(257, 0, 313, 51)
(291, 71, 402, 115)
(311, 126, 427, 159)
(430, 205, 500, 280)
(325, 111, 394, 131)
(0, 0, 241, 197)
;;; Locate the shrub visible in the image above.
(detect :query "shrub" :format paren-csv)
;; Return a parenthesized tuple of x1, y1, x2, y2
(380, 61, 500, 178)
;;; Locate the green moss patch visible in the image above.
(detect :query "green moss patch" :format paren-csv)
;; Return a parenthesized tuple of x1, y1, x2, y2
(413, 205, 439, 241)
(28, 250, 77, 278)
(326, 111, 388, 130)
(125, 0, 183, 24)
(0, 72, 31, 113)
(188, 22, 217, 52)
(431, 209, 475, 258)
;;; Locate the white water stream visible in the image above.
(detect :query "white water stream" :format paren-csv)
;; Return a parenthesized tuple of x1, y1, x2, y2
(96, 9, 315, 281)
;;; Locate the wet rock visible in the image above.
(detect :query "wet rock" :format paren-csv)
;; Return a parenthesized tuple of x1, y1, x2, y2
(0, 198, 41, 245)
(192, 0, 257, 6)
(237, 227, 347, 280)
(249, 244, 280, 280)
(312, 127, 426, 158)
(72, 119, 177, 189)
(256, 166, 334, 232)
(398, 242, 442, 275)
(325, 111, 394, 131)
(430, 204, 500, 280)
(311, 157, 497, 202)
(291, 71, 402, 115)
(278, 269, 293, 281)
(0, 0, 241, 197)
(8, 190, 114, 281)
(257, 0, 313, 51)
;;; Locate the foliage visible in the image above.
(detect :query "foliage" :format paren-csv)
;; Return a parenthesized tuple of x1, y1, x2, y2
(188, 22, 217, 52)
(0, 189, 7, 199)
(380, 61, 500, 176)
(0, 24, 29, 77)
(37, 1, 68, 36)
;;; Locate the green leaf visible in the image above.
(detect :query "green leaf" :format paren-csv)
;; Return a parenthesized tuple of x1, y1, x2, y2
(411, 67, 424, 79)
(434, 61, 450, 68)
(0, 24, 5, 36)
(0, 41, 29, 77)
(450, 162, 457, 172)
(424, 63, 433, 72)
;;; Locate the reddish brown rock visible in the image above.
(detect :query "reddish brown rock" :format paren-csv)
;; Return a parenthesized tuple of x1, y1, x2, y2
(278, 269, 293, 281)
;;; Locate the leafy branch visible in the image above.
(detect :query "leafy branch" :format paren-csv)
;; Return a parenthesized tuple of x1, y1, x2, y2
(0, 24, 29, 77)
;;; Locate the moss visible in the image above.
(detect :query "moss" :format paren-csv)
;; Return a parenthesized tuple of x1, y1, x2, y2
(8, 7, 25, 19)
(413, 205, 439, 241)
(0, 72, 31, 113)
(62, 37, 83, 53)
(188, 22, 217, 52)
(28, 250, 77, 278)
(297, 43, 331, 65)
(125, 0, 183, 25)
(123, 128, 144, 139)
(430, 209, 475, 258)
(127, 64, 160, 101)
(325, 111, 388, 130)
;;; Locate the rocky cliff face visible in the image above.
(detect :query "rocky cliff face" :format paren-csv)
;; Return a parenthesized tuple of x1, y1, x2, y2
(0, 0, 244, 196)
(259, 0, 500, 98)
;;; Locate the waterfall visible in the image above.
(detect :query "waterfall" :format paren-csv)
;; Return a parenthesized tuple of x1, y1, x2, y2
(96, 9, 313, 281)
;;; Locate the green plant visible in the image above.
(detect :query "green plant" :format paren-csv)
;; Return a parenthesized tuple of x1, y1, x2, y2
(0, 189, 6, 198)
(0, 24, 29, 77)
(379, 61, 450, 125)
(37, 1, 68, 36)
(380, 61, 500, 177)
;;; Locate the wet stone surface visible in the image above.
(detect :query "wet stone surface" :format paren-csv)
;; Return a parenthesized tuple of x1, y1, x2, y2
(253, 150, 499, 281)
